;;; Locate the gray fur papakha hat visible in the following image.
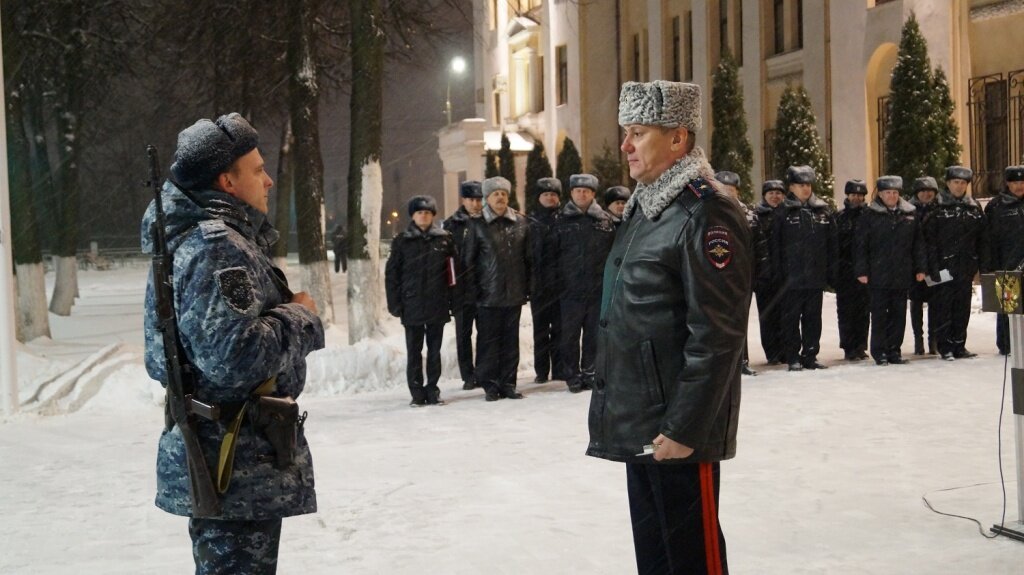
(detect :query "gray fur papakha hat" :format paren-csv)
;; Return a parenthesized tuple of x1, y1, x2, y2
(786, 165, 816, 185)
(170, 113, 259, 190)
(1005, 166, 1024, 183)
(945, 166, 973, 181)
(617, 80, 702, 132)
(482, 176, 512, 198)
(913, 176, 938, 192)
(876, 175, 903, 191)
(844, 180, 868, 195)
(715, 171, 740, 188)
(460, 181, 483, 199)
(762, 180, 785, 194)
(408, 195, 437, 216)
(569, 173, 599, 192)
(536, 177, 562, 195)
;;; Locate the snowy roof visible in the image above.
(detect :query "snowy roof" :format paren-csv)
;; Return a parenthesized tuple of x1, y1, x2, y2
(483, 130, 534, 153)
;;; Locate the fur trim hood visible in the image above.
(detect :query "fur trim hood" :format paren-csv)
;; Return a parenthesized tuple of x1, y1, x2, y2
(622, 146, 716, 221)
(936, 188, 979, 208)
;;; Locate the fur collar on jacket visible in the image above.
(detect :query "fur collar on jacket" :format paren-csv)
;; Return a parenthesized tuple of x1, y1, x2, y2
(401, 221, 447, 238)
(447, 205, 479, 223)
(483, 204, 519, 223)
(622, 146, 716, 221)
(936, 189, 979, 208)
(782, 192, 829, 210)
(996, 190, 1024, 205)
(867, 197, 915, 214)
(561, 199, 611, 221)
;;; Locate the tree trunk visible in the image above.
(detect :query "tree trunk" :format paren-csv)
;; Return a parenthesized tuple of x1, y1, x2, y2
(347, 0, 385, 344)
(273, 119, 294, 271)
(287, 0, 333, 325)
(49, 3, 86, 316)
(6, 81, 50, 341)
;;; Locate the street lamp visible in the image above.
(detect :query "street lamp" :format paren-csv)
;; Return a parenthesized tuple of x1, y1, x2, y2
(446, 56, 467, 126)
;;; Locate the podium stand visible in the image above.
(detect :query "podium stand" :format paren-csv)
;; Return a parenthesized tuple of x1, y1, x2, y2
(980, 271, 1024, 541)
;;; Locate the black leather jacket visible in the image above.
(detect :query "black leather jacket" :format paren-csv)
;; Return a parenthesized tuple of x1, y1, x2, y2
(554, 200, 616, 303)
(835, 200, 867, 289)
(443, 206, 479, 307)
(854, 198, 926, 290)
(463, 205, 532, 308)
(982, 190, 1024, 273)
(771, 193, 837, 290)
(587, 162, 752, 464)
(529, 205, 561, 304)
(922, 189, 983, 281)
(385, 222, 456, 325)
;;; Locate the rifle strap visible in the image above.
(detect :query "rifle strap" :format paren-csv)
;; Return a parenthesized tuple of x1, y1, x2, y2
(215, 376, 278, 494)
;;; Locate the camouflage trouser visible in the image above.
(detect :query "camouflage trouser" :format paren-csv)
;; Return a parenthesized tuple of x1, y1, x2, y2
(189, 517, 282, 575)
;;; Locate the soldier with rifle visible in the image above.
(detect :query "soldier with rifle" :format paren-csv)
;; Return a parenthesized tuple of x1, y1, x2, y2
(142, 113, 325, 574)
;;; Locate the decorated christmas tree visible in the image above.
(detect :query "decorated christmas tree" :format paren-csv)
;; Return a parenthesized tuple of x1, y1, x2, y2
(772, 85, 834, 200)
(710, 51, 754, 203)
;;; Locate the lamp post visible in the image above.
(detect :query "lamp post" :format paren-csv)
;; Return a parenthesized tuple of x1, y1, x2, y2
(446, 56, 467, 126)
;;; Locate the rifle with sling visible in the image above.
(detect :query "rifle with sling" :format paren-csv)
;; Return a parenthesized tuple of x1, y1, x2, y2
(147, 145, 221, 518)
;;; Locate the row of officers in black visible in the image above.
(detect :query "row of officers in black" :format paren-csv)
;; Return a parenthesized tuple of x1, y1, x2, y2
(384, 163, 1024, 406)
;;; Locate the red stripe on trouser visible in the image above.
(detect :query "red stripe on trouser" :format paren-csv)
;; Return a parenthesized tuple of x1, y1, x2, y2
(699, 462, 723, 575)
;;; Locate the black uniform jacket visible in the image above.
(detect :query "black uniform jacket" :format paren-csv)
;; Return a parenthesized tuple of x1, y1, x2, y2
(528, 205, 561, 304)
(982, 190, 1024, 272)
(854, 198, 926, 290)
(771, 193, 837, 290)
(754, 202, 781, 287)
(587, 158, 752, 464)
(385, 222, 456, 326)
(554, 200, 616, 302)
(443, 206, 478, 306)
(922, 190, 984, 281)
(463, 205, 532, 308)
(835, 200, 866, 289)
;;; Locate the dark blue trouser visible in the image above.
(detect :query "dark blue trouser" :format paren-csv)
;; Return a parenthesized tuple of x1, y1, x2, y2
(190, 517, 282, 575)
(405, 323, 445, 401)
(453, 304, 477, 383)
(932, 279, 973, 355)
(755, 283, 784, 362)
(476, 305, 523, 392)
(531, 296, 563, 379)
(561, 297, 600, 384)
(836, 282, 870, 354)
(781, 288, 823, 365)
(869, 288, 908, 361)
(627, 462, 728, 575)
(997, 313, 1010, 355)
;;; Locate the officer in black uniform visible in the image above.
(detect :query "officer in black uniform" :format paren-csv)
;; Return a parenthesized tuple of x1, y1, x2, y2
(982, 165, 1024, 355)
(528, 177, 565, 382)
(715, 170, 761, 376)
(854, 176, 926, 365)
(922, 166, 984, 360)
(754, 180, 786, 364)
(835, 180, 870, 361)
(604, 185, 632, 227)
(555, 173, 615, 392)
(909, 176, 939, 355)
(443, 181, 484, 389)
(772, 165, 837, 371)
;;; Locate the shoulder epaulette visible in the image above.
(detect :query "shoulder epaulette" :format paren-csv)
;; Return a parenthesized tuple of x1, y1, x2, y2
(199, 219, 229, 240)
(688, 178, 716, 200)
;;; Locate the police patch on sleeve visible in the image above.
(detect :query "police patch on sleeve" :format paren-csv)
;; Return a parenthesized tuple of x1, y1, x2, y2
(214, 267, 257, 314)
(704, 226, 733, 270)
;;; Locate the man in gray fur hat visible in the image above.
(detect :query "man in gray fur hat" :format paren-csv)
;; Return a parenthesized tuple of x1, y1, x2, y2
(463, 176, 532, 401)
(587, 80, 751, 574)
(143, 113, 325, 573)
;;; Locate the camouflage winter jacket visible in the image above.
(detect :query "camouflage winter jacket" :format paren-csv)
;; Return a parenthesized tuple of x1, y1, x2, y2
(142, 181, 325, 520)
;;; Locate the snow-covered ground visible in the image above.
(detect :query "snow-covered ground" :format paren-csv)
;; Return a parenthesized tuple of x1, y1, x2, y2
(4, 260, 1024, 573)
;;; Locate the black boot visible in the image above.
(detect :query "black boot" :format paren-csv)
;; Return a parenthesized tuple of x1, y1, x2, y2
(928, 338, 937, 355)
(425, 385, 445, 405)
(500, 382, 524, 399)
(913, 336, 925, 356)
(741, 361, 758, 376)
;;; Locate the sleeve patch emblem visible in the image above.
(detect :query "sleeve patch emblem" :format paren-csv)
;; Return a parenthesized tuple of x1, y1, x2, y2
(215, 267, 257, 315)
(704, 226, 732, 270)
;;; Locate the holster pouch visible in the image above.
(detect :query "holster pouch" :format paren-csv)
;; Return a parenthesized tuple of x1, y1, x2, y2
(252, 396, 300, 469)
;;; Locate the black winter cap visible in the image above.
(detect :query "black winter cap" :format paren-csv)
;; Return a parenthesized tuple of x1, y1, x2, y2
(715, 171, 740, 188)
(913, 176, 938, 192)
(945, 166, 973, 182)
(408, 195, 437, 216)
(604, 186, 631, 204)
(762, 180, 785, 194)
(786, 165, 816, 185)
(1006, 166, 1024, 183)
(536, 177, 562, 195)
(170, 113, 259, 190)
(569, 173, 600, 192)
(460, 181, 483, 199)
(875, 175, 903, 191)
(844, 179, 867, 195)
